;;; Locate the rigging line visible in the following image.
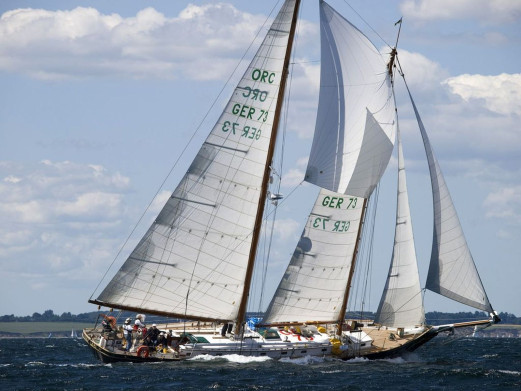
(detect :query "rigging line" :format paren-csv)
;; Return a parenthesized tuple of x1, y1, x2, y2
(350, 192, 376, 315)
(360, 184, 380, 320)
(89, 1, 280, 302)
(340, 0, 392, 49)
(257, 1, 303, 311)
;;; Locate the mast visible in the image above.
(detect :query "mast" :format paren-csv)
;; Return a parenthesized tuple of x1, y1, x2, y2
(335, 20, 403, 333)
(336, 198, 368, 333)
(235, 0, 301, 336)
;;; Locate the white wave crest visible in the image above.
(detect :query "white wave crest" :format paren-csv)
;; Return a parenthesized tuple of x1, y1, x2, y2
(497, 370, 521, 376)
(280, 355, 326, 365)
(26, 361, 46, 366)
(188, 354, 272, 363)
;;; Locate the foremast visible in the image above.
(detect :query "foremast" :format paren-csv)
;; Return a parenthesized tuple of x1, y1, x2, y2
(235, 0, 302, 337)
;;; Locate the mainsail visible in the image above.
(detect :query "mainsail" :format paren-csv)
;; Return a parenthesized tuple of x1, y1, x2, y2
(407, 90, 493, 313)
(91, 0, 300, 322)
(264, 1, 397, 325)
(305, 1, 396, 198)
(375, 127, 425, 328)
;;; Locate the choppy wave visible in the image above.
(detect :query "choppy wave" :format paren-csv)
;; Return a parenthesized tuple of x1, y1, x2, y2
(1, 337, 520, 390)
(25, 361, 110, 369)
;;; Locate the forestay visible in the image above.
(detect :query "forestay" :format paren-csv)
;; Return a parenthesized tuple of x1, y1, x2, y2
(92, 0, 299, 321)
(375, 127, 425, 328)
(305, 1, 396, 198)
(408, 91, 493, 313)
(263, 189, 364, 324)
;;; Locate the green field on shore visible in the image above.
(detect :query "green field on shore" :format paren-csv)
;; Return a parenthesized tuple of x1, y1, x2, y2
(0, 322, 94, 334)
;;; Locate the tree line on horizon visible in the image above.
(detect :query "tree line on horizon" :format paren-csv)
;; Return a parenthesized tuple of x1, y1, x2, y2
(0, 309, 519, 325)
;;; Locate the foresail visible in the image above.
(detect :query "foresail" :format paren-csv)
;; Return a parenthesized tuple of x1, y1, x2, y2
(375, 127, 424, 328)
(408, 91, 493, 313)
(263, 189, 364, 324)
(93, 0, 299, 322)
(305, 1, 396, 198)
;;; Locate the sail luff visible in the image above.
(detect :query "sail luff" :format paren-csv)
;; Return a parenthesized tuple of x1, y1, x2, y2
(235, 0, 301, 336)
(405, 86, 493, 313)
(374, 126, 425, 328)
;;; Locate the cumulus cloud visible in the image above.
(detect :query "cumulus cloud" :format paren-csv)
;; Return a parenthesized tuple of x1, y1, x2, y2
(392, 49, 449, 93)
(273, 218, 301, 242)
(285, 60, 321, 139)
(401, 0, 521, 24)
(0, 4, 268, 80)
(484, 186, 521, 221)
(0, 160, 131, 277)
(281, 157, 310, 188)
(443, 73, 521, 116)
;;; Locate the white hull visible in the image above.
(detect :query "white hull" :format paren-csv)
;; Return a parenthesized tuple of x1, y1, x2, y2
(83, 324, 331, 363)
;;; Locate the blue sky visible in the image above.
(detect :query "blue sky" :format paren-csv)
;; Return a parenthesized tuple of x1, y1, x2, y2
(1, 0, 520, 318)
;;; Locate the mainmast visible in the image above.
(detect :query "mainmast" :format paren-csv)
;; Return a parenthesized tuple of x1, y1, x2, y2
(336, 20, 403, 333)
(235, 0, 301, 336)
(336, 198, 368, 333)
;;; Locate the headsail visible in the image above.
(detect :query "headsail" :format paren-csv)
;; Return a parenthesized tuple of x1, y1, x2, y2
(305, 1, 396, 198)
(407, 90, 493, 313)
(375, 127, 425, 328)
(264, 0, 397, 326)
(263, 190, 364, 324)
(90, 0, 300, 322)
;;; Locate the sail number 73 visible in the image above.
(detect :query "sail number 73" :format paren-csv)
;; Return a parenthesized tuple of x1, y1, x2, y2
(312, 218, 351, 232)
(222, 121, 262, 140)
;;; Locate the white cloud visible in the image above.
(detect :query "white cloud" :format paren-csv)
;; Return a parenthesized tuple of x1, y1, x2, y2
(3, 175, 22, 183)
(0, 4, 269, 80)
(0, 160, 132, 277)
(443, 73, 521, 116)
(484, 186, 521, 221)
(282, 168, 305, 188)
(392, 49, 449, 93)
(400, 0, 521, 24)
(281, 156, 310, 188)
(273, 218, 301, 241)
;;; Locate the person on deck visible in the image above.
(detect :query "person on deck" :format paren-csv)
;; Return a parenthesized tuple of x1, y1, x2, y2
(123, 318, 133, 352)
(132, 314, 146, 351)
(134, 314, 146, 330)
(148, 324, 160, 347)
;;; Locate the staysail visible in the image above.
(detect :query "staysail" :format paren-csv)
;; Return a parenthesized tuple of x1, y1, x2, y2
(263, 190, 364, 324)
(407, 90, 493, 313)
(90, 0, 299, 322)
(375, 127, 425, 328)
(305, 0, 396, 198)
(264, 1, 397, 325)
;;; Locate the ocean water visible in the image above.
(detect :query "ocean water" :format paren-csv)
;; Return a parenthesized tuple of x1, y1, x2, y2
(0, 337, 519, 390)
